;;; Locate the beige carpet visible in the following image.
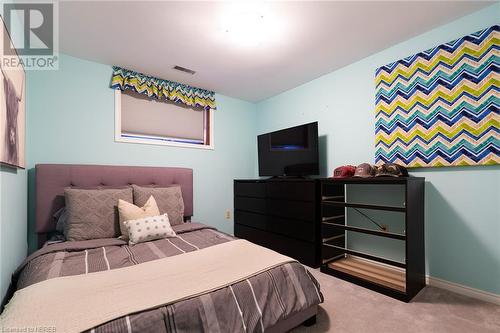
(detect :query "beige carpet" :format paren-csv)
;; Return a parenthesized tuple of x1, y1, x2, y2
(292, 269, 500, 333)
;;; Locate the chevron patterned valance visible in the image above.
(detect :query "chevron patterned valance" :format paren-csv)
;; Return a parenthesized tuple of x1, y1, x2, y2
(375, 25, 499, 168)
(110, 66, 216, 111)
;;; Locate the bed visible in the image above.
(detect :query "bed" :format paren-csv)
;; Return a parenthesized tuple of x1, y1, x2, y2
(1, 164, 323, 333)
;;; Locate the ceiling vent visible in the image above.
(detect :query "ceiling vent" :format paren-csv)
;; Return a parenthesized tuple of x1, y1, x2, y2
(173, 65, 196, 75)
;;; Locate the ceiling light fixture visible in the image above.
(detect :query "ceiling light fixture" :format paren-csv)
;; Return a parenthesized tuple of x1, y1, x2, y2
(219, 3, 284, 48)
(225, 11, 266, 47)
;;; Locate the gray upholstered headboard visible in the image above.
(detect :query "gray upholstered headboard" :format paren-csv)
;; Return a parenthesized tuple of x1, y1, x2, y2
(35, 164, 193, 246)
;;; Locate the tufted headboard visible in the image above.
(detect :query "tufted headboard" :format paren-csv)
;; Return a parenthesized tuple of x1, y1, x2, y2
(35, 164, 193, 246)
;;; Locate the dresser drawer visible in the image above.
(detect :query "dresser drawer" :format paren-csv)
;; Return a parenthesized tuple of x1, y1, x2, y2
(234, 181, 266, 198)
(234, 224, 318, 267)
(234, 197, 267, 214)
(267, 181, 316, 202)
(267, 216, 316, 242)
(267, 199, 316, 222)
(235, 210, 316, 242)
(234, 210, 267, 230)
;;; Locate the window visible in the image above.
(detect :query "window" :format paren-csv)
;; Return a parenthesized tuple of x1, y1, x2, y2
(114, 89, 213, 149)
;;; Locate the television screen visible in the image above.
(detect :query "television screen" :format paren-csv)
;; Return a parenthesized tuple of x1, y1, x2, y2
(258, 122, 319, 176)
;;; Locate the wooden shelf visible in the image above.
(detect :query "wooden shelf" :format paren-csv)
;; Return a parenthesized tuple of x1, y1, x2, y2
(322, 215, 345, 222)
(322, 195, 344, 200)
(322, 243, 406, 268)
(322, 221, 406, 240)
(322, 200, 406, 212)
(328, 256, 406, 293)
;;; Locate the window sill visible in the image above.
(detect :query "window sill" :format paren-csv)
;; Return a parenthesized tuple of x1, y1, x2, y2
(115, 136, 214, 150)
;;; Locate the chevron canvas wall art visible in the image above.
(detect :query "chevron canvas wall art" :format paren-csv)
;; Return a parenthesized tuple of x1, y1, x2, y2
(375, 25, 499, 168)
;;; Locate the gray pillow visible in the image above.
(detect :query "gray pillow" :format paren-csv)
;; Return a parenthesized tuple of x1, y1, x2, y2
(64, 188, 133, 241)
(132, 185, 184, 226)
(53, 207, 68, 233)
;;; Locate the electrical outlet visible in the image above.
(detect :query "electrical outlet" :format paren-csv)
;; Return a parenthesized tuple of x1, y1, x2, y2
(225, 210, 231, 220)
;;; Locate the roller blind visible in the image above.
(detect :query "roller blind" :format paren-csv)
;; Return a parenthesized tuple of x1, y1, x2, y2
(120, 90, 205, 141)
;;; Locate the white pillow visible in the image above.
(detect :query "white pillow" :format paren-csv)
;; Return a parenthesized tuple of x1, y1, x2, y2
(118, 195, 160, 240)
(124, 214, 176, 245)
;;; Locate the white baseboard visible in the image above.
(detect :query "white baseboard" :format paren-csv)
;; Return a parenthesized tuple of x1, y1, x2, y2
(426, 275, 500, 305)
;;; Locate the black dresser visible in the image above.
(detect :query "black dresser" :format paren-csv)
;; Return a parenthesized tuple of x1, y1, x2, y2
(233, 179, 320, 267)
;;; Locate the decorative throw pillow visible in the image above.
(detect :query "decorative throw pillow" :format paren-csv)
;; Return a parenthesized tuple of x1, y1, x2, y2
(64, 188, 133, 241)
(118, 195, 160, 240)
(132, 185, 185, 226)
(124, 214, 176, 245)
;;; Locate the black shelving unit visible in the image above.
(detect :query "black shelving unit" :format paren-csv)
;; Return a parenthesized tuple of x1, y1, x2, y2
(320, 177, 425, 302)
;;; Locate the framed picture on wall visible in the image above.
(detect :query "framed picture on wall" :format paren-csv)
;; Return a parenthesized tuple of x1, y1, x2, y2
(375, 25, 499, 168)
(0, 16, 26, 169)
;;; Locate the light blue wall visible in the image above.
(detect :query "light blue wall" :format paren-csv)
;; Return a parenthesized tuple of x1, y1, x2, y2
(256, 4, 500, 294)
(0, 12, 28, 300)
(26, 54, 257, 252)
(0, 167, 27, 300)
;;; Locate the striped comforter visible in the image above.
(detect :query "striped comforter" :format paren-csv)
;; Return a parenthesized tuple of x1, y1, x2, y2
(12, 223, 323, 333)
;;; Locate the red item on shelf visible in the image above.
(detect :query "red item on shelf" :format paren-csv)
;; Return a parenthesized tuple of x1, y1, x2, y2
(333, 165, 356, 178)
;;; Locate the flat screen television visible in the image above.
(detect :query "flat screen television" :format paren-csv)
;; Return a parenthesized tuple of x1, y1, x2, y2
(258, 122, 319, 177)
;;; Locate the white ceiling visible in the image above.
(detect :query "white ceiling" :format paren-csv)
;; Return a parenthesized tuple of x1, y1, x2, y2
(59, 1, 494, 102)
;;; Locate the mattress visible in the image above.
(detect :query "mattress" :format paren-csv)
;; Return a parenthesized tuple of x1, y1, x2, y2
(9, 223, 323, 333)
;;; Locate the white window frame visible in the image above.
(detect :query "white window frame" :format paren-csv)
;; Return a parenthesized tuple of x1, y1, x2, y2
(114, 90, 214, 150)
